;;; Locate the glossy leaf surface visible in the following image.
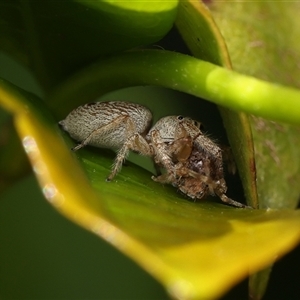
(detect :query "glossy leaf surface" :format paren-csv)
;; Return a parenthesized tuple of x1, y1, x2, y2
(1, 1, 300, 299)
(2, 57, 300, 299)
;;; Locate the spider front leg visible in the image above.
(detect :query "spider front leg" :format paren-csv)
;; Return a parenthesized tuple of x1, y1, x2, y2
(218, 193, 252, 209)
(211, 179, 252, 208)
(152, 162, 197, 185)
(149, 129, 194, 184)
(148, 130, 176, 182)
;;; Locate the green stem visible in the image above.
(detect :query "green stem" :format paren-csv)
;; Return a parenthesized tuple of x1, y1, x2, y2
(50, 49, 300, 124)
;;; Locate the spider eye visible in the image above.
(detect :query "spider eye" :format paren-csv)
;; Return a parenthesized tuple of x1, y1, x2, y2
(177, 115, 184, 120)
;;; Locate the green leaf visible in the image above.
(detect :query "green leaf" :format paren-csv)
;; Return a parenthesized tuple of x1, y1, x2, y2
(207, 0, 300, 211)
(0, 0, 178, 89)
(2, 2, 300, 298)
(175, 0, 231, 67)
(2, 52, 300, 299)
(205, 1, 300, 298)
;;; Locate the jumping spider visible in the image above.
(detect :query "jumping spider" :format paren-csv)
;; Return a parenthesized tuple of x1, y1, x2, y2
(59, 101, 248, 208)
